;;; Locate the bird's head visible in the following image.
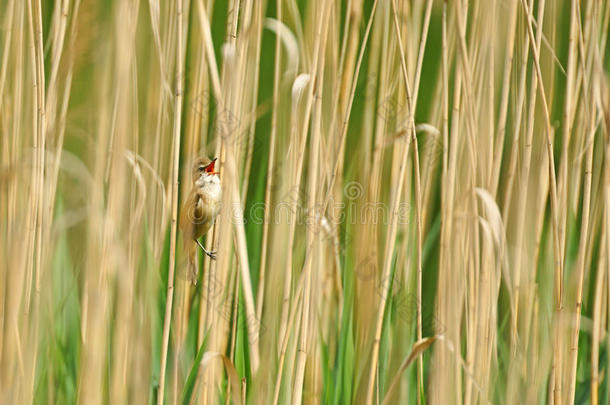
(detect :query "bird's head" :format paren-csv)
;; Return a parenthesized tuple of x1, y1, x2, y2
(192, 157, 219, 185)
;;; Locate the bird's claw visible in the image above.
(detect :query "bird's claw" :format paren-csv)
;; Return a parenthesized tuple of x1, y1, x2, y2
(196, 239, 217, 260)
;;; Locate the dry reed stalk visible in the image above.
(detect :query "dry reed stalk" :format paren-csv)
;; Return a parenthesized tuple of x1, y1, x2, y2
(271, 273, 304, 405)
(292, 3, 330, 401)
(325, 10, 387, 396)
(255, 0, 283, 326)
(412, 1, 432, 400)
(518, 1, 564, 401)
(239, 0, 264, 201)
(277, 72, 310, 351)
(591, 226, 605, 405)
(195, 0, 221, 101)
(2, 3, 25, 400)
(24, 0, 45, 401)
(319, 0, 378, 228)
(364, 2, 417, 403)
(357, 3, 381, 180)
(211, 0, 261, 377)
(603, 70, 610, 405)
(382, 337, 436, 405)
(0, 0, 15, 112)
(412, 130, 424, 403)
(504, 0, 544, 369)
(489, 0, 519, 195)
(566, 0, 586, 254)
(175, 0, 205, 396)
(191, 3, 258, 398)
(192, 17, 213, 351)
(505, 15, 544, 405)
(501, 4, 534, 221)
(390, 0, 433, 400)
(222, 262, 240, 405)
(566, 59, 598, 405)
(435, 1, 464, 401)
(231, 178, 260, 368)
(230, 48, 263, 376)
(353, 2, 390, 354)
(430, 4, 449, 403)
(45, 0, 81, 282)
(157, 0, 185, 402)
(556, 0, 580, 272)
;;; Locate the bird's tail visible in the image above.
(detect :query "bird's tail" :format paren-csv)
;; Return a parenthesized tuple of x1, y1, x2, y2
(185, 239, 199, 284)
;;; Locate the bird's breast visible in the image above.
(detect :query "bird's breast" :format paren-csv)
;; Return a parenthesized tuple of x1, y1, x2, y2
(202, 181, 221, 204)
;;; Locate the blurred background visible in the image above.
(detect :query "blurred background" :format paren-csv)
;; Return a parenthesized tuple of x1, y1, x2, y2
(1, 0, 610, 403)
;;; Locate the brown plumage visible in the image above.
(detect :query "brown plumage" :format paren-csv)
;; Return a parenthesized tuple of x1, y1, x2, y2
(179, 156, 221, 284)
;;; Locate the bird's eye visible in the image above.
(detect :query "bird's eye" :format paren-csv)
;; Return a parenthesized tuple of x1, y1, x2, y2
(198, 166, 205, 172)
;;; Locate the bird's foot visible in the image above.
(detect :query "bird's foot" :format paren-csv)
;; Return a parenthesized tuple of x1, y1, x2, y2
(196, 239, 217, 260)
(205, 250, 217, 260)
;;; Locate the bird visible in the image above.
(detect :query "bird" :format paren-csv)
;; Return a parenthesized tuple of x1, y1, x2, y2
(180, 156, 222, 284)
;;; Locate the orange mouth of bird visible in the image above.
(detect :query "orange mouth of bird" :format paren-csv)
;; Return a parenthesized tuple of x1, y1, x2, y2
(205, 158, 219, 176)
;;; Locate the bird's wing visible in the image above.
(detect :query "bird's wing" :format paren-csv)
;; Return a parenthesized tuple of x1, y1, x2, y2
(180, 191, 201, 233)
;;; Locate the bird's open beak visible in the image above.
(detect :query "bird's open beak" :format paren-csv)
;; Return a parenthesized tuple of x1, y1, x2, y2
(209, 157, 219, 175)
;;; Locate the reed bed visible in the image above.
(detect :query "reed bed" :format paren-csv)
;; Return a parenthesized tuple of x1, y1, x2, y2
(1, 0, 610, 403)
